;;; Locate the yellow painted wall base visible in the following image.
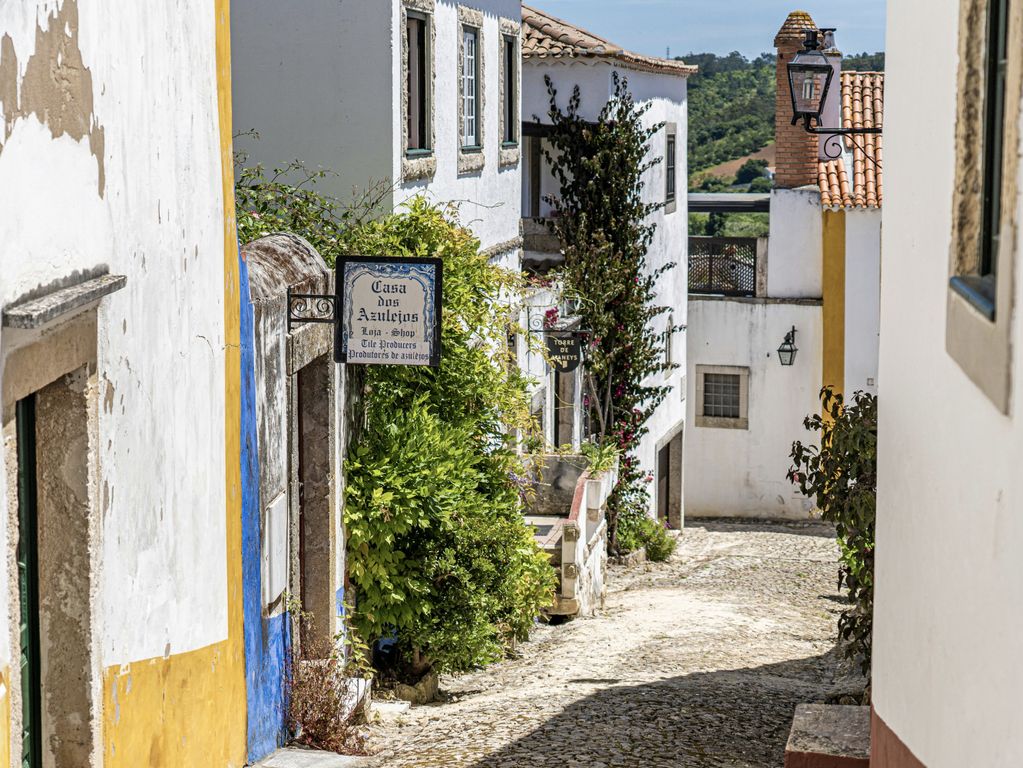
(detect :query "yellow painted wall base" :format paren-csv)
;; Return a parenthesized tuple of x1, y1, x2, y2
(103, 641, 245, 767)
(822, 210, 847, 395)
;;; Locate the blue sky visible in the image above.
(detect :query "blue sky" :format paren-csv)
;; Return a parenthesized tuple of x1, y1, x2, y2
(529, 1, 887, 59)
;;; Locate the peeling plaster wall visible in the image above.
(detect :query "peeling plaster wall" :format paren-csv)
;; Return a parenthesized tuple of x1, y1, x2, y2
(0, 0, 247, 764)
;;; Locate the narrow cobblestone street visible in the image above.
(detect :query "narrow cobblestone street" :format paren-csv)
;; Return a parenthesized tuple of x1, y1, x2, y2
(366, 519, 856, 767)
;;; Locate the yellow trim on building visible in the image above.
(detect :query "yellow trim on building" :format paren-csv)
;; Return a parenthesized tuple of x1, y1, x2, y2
(822, 210, 846, 396)
(100, 3, 247, 765)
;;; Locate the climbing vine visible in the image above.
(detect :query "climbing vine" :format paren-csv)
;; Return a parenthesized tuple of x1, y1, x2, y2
(541, 72, 682, 552)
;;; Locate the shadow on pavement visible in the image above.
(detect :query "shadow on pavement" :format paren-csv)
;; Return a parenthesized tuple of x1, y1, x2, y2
(466, 647, 845, 768)
(687, 517, 836, 540)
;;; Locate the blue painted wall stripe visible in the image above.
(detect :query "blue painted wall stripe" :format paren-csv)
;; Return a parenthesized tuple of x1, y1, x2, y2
(240, 254, 291, 762)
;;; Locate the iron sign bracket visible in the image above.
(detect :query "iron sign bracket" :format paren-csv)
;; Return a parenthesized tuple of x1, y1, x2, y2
(287, 289, 338, 334)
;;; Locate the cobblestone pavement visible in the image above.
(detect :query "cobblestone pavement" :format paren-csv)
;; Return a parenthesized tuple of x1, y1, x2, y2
(365, 519, 859, 768)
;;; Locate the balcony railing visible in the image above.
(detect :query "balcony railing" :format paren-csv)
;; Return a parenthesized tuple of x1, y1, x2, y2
(688, 237, 758, 297)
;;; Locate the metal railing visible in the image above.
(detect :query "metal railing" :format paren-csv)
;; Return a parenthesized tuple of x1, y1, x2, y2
(688, 237, 758, 297)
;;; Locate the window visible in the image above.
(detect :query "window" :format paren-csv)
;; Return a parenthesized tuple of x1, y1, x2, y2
(503, 35, 517, 145)
(406, 12, 430, 153)
(695, 365, 749, 429)
(703, 374, 740, 418)
(663, 314, 674, 370)
(666, 134, 677, 202)
(664, 123, 678, 213)
(946, 0, 1020, 413)
(461, 26, 480, 148)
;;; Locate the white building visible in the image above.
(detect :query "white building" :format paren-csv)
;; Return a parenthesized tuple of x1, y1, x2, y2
(231, 0, 524, 266)
(519, 4, 694, 526)
(0, 1, 251, 765)
(871, 0, 1023, 764)
(685, 12, 883, 519)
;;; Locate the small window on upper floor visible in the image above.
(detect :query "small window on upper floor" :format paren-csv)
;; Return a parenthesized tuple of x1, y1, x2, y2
(503, 35, 518, 145)
(461, 25, 481, 149)
(407, 12, 431, 153)
(665, 123, 678, 213)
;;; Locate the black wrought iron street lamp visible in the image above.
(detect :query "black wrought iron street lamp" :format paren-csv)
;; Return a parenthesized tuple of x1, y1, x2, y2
(777, 326, 798, 367)
(787, 30, 882, 166)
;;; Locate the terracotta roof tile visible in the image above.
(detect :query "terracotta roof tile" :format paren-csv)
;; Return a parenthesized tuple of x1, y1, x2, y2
(522, 4, 697, 77)
(818, 71, 884, 209)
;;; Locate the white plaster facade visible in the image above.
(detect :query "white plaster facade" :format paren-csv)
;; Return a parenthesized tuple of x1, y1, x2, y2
(521, 56, 690, 521)
(231, 0, 523, 259)
(871, 0, 1023, 763)
(0, 0, 247, 764)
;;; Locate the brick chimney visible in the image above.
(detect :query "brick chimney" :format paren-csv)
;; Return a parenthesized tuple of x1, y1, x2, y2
(774, 11, 820, 188)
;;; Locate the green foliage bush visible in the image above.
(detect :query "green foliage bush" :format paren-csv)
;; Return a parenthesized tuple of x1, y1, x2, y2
(617, 514, 675, 562)
(789, 388, 877, 675)
(539, 72, 680, 552)
(342, 200, 556, 676)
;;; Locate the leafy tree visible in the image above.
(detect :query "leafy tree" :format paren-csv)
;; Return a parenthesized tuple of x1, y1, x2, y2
(789, 388, 877, 676)
(736, 158, 769, 184)
(843, 52, 885, 71)
(539, 72, 680, 551)
(748, 176, 773, 193)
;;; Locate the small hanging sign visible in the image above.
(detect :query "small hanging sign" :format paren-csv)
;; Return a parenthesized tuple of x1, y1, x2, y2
(546, 332, 583, 373)
(335, 256, 443, 366)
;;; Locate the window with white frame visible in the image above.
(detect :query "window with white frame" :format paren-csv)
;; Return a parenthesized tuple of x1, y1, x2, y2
(695, 365, 749, 429)
(461, 26, 481, 148)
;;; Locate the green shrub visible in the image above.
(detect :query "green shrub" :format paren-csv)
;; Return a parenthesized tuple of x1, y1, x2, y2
(617, 514, 676, 562)
(343, 200, 556, 677)
(790, 387, 877, 675)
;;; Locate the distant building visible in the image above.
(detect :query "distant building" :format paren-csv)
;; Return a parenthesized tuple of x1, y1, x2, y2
(871, 0, 1023, 764)
(685, 11, 883, 519)
(519, 4, 695, 526)
(231, 0, 524, 267)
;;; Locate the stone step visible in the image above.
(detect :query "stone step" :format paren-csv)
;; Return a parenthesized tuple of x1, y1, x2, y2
(784, 704, 870, 768)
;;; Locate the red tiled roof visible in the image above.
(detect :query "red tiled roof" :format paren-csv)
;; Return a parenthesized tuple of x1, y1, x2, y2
(818, 71, 884, 209)
(521, 4, 697, 77)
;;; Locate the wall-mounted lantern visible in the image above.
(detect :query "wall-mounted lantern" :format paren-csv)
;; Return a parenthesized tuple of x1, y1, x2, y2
(787, 29, 883, 169)
(777, 326, 798, 367)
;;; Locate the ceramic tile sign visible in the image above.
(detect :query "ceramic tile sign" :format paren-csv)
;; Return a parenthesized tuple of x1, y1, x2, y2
(336, 256, 443, 366)
(546, 331, 583, 373)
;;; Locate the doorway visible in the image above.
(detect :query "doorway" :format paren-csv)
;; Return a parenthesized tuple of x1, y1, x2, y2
(14, 369, 98, 767)
(297, 355, 333, 655)
(656, 426, 685, 529)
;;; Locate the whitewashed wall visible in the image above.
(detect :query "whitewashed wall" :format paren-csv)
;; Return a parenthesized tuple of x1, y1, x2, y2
(523, 59, 689, 516)
(685, 298, 821, 518)
(873, 0, 1023, 763)
(232, 0, 521, 253)
(394, 0, 522, 252)
(768, 188, 823, 297)
(0, 0, 229, 671)
(844, 209, 881, 395)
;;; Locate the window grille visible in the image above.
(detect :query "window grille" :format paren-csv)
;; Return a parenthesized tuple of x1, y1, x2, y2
(703, 373, 741, 419)
(666, 134, 677, 202)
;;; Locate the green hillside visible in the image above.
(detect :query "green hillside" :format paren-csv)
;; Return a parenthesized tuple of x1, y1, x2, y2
(682, 50, 885, 180)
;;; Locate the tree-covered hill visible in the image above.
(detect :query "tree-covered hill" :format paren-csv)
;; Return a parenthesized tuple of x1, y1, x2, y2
(683, 50, 885, 180)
